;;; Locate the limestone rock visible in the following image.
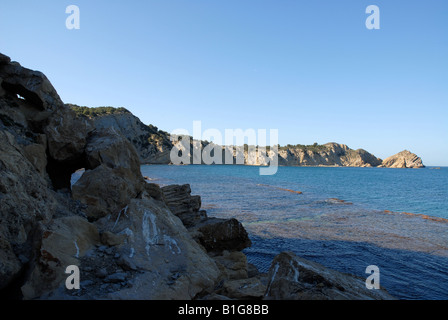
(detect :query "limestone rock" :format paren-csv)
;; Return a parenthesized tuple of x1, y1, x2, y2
(381, 150, 425, 168)
(264, 252, 395, 300)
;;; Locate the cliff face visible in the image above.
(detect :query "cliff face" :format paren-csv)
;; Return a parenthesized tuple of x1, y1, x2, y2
(69, 108, 173, 164)
(275, 143, 382, 167)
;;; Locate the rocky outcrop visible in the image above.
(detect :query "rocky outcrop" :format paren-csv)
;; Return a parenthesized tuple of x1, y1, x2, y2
(0, 53, 236, 300)
(264, 252, 395, 300)
(71, 129, 146, 220)
(380, 150, 425, 168)
(161, 184, 206, 227)
(70, 107, 173, 164)
(0, 53, 397, 300)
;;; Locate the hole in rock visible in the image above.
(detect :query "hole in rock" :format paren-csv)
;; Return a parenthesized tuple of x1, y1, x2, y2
(1, 82, 44, 110)
(46, 156, 87, 191)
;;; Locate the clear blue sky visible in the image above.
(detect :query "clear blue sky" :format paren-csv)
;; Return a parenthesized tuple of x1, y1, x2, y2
(1, 1, 447, 165)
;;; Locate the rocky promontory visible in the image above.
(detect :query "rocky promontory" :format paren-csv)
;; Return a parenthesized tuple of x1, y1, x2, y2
(379, 150, 425, 168)
(70, 105, 424, 169)
(0, 52, 394, 300)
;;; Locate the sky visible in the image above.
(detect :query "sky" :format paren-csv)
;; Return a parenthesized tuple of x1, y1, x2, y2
(0, 1, 447, 165)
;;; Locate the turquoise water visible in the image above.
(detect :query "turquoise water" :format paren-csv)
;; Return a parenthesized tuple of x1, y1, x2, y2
(140, 165, 448, 300)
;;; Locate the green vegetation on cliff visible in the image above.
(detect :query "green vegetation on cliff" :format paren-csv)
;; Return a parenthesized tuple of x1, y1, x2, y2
(68, 104, 131, 118)
(279, 143, 329, 153)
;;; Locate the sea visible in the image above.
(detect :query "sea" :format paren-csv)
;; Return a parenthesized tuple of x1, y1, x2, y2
(139, 165, 448, 300)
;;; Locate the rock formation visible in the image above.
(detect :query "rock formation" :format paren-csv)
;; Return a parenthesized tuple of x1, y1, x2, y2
(380, 150, 425, 168)
(0, 52, 395, 300)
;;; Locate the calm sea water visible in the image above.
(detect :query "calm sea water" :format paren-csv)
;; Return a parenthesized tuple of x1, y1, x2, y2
(139, 165, 448, 300)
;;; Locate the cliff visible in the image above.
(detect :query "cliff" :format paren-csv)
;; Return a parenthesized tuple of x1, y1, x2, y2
(71, 106, 423, 168)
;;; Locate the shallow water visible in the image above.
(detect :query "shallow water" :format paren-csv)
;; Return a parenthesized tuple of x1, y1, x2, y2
(140, 165, 448, 300)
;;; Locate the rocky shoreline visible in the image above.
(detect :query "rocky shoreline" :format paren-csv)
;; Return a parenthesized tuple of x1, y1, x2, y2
(0, 52, 394, 300)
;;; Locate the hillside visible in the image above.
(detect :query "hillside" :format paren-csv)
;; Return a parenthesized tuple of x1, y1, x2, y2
(70, 105, 424, 168)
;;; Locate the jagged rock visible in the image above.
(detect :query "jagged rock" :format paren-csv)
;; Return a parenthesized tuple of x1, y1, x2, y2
(162, 184, 207, 227)
(0, 54, 64, 115)
(381, 150, 425, 168)
(190, 218, 252, 253)
(264, 252, 395, 300)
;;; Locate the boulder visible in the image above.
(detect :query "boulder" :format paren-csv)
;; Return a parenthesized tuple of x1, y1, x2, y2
(264, 252, 395, 300)
(85, 128, 141, 177)
(190, 218, 252, 253)
(44, 108, 93, 163)
(71, 165, 143, 220)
